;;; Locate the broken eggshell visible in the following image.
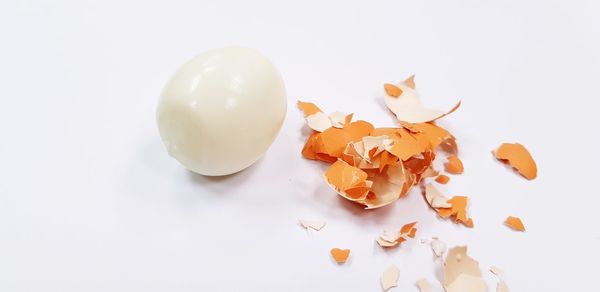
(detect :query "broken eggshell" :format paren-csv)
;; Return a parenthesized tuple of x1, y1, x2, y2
(157, 47, 287, 176)
(493, 143, 537, 180)
(380, 265, 400, 291)
(444, 246, 487, 292)
(383, 75, 461, 124)
(301, 99, 458, 210)
(376, 221, 418, 248)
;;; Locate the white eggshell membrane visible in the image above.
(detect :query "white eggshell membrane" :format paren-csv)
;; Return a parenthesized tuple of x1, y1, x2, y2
(157, 47, 287, 176)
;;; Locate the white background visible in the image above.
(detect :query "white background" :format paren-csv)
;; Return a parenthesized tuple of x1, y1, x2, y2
(1, 0, 599, 291)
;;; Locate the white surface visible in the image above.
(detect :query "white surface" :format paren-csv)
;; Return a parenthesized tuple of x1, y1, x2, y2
(157, 46, 287, 176)
(0, 1, 599, 291)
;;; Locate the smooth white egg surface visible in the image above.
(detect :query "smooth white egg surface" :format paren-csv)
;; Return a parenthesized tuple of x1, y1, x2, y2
(157, 47, 287, 176)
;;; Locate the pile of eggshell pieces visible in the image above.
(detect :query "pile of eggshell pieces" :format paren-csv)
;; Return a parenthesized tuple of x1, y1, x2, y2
(299, 75, 539, 291)
(299, 75, 473, 226)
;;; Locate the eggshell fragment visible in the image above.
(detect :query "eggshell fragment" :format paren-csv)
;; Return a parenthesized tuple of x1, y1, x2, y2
(342, 135, 394, 169)
(424, 184, 451, 208)
(384, 83, 403, 97)
(371, 128, 427, 161)
(504, 216, 525, 232)
(425, 184, 474, 227)
(378, 150, 399, 173)
(365, 163, 408, 209)
(490, 266, 510, 292)
(377, 222, 418, 248)
(306, 112, 333, 132)
(415, 278, 432, 292)
(430, 237, 447, 257)
(437, 196, 474, 228)
(298, 101, 354, 133)
(383, 76, 461, 124)
(380, 264, 400, 291)
(324, 160, 371, 202)
(297, 101, 322, 117)
(445, 155, 464, 174)
(404, 75, 416, 89)
(400, 221, 418, 237)
(329, 111, 348, 128)
(435, 174, 450, 184)
(314, 121, 375, 160)
(330, 248, 350, 264)
(493, 143, 537, 180)
(444, 246, 487, 292)
(405, 122, 454, 150)
(301, 132, 320, 160)
(298, 220, 326, 231)
(377, 231, 406, 247)
(323, 156, 412, 209)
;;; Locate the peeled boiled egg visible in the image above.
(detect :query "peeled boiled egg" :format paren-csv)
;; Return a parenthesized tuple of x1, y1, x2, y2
(157, 47, 287, 176)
